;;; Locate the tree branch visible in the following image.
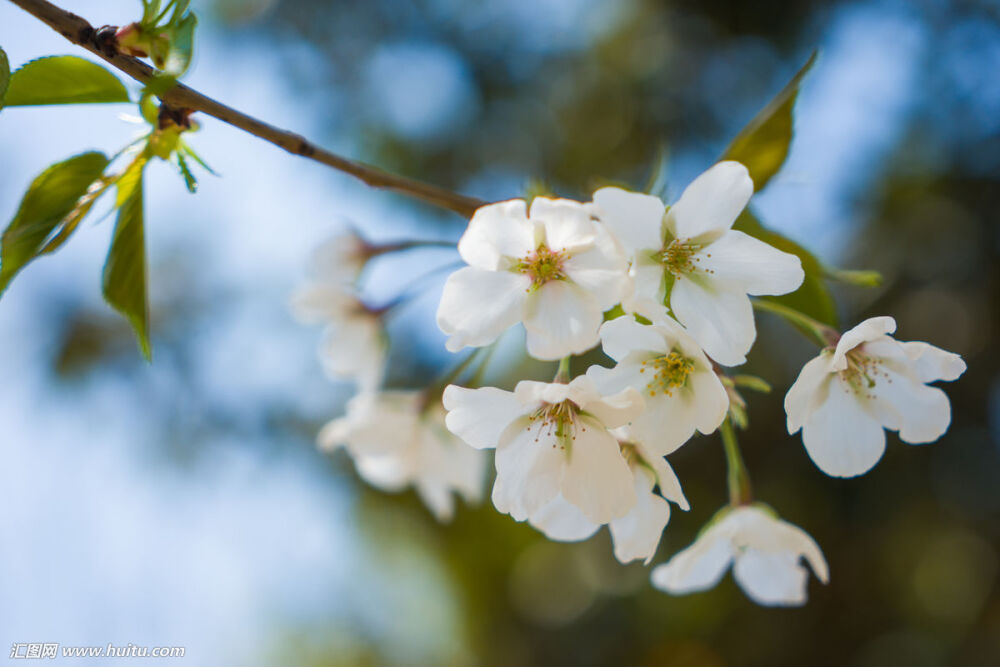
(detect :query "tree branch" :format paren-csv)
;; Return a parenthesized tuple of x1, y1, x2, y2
(7, 0, 487, 218)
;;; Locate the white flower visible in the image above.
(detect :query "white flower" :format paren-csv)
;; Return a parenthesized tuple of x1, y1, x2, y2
(592, 161, 804, 366)
(436, 198, 630, 360)
(442, 375, 644, 524)
(651, 504, 828, 607)
(319, 390, 487, 521)
(308, 229, 371, 285)
(586, 311, 729, 455)
(784, 316, 966, 478)
(291, 281, 387, 390)
(527, 434, 689, 564)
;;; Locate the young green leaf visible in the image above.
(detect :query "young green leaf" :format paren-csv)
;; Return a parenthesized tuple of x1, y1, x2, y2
(722, 50, 818, 191)
(4, 56, 130, 106)
(0, 152, 109, 295)
(163, 13, 197, 77)
(175, 152, 197, 192)
(103, 159, 152, 360)
(733, 210, 837, 327)
(0, 46, 10, 110)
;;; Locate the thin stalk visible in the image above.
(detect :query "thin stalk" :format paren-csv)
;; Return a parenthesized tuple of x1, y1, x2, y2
(751, 298, 839, 347)
(720, 418, 752, 506)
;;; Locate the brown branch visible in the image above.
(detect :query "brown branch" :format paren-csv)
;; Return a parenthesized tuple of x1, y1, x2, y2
(7, 0, 487, 218)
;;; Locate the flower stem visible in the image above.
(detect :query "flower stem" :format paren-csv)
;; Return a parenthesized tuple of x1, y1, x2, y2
(750, 298, 839, 347)
(720, 418, 752, 506)
(554, 356, 572, 383)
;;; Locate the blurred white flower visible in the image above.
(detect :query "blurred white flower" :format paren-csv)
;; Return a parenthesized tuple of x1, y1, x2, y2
(651, 504, 828, 607)
(592, 161, 804, 366)
(290, 283, 387, 390)
(319, 390, 487, 522)
(308, 229, 372, 285)
(442, 375, 644, 524)
(436, 197, 630, 360)
(586, 311, 729, 455)
(785, 316, 966, 478)
(528, 435, 689, 564)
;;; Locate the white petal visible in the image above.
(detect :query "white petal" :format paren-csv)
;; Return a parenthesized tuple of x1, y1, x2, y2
(695, 230, 804, 296)
(665, 161, 753, 241)
(688, 367, 731, 436)
(530, 197, 597, 252)
(784, 354, 834, 434)
(515, 379, 572, 406)
(639, 445, 689, 510)
(629, 389, 702, 456)
(458, 199, 535, 270)
(493, 422, 564, 520)
(560, 416, 636, 524)
(319, 316, 386, 387)
(732, 550, 811, 606)
(529, 495, 600, 542)
(317, 417, 349, 452)
(650, 530, 734, 595)
(831, 316, 897, 370)
(628, 257, 668, 308)
(522, 281, 603, 360)
(609, 467, 672, 563)
(598, 315, 669, 362)
(900, 341, 967, 383)
(562, 225, 630, 309)
(354, 453, 411, 491)
(579, 386, 645, 430)
(801, 375, 887, 477)
(442, 385, 526, 450)
(869, 368, 953, 444)
(436, 266, 530, 352)
(289, 283, 359, 324)
(670, 277, 754, 367)
(591, 187, 665, 253)
(730, 507, 829, 585)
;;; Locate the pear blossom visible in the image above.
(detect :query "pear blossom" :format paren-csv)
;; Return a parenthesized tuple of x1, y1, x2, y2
(591, 161, 804, 366)
(785, 316, 966, 478)
(442, 375, 644, 524)
(586, 311, 729, 455)
(319, 390, 486, 521)
(290, 282, 387, 390)
(436, 197, 630, 360)
(651, 504, 828, 607)
(526, 433, 689, 564)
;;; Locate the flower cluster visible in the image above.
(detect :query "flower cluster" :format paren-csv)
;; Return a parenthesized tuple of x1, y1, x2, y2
(293, 230, 488, 519)
(296, 160, 966, 607)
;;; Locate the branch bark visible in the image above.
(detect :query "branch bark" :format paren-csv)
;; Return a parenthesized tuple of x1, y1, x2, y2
(7, 0, 487, 218)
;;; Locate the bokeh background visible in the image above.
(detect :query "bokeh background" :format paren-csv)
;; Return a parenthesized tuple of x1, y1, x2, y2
(1, 0, 998, 665)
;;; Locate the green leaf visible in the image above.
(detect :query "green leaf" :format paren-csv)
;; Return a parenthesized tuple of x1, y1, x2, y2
(102, 159, 151, 360)
(733, 210, 837, 327)
(163, 13, 197, 77)
(0, 46, 10, 110)
(0, 152, 109, 294)
(722, 50, 818, 191)
(4, 56, 129, 107)
(175, 152, 197, 192)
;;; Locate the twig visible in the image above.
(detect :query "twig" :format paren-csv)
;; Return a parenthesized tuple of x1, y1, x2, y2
(7, 0, 487, 218)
